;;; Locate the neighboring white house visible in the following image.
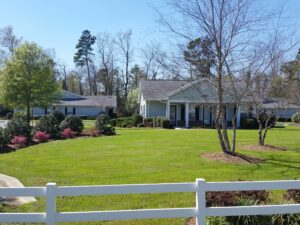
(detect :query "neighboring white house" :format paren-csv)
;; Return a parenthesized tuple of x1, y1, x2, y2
(15, 90, 117, 117)
(138, 79, 299, 128)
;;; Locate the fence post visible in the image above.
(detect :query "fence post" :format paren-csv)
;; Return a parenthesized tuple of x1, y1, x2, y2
(46, 183, 56, 225)
(196, 179, 206, 225)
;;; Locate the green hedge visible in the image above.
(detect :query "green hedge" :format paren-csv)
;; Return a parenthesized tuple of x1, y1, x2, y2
(116, 117, 133, 127)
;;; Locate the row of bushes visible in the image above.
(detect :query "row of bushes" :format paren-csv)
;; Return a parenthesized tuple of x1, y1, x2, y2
(240, 112, 277, 129)
(0, 111, 85, 150)
(206, 188, 300, 225)
(0, 111, 116, 152)
(110, 114, 172, 129)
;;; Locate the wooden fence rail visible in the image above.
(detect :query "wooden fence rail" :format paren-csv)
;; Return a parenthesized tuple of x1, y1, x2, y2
(0, 179, 299, 225)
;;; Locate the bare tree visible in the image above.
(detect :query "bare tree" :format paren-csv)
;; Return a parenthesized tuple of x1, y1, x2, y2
(156, 0, 296, 154)
(97, 32, 116, 95)
(115, 30, 133, 98)
(141, 43, 162, 80)
(0, 26, 22, 54)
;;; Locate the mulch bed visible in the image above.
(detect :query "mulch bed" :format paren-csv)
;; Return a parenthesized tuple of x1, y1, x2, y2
(201, 152, 264, 164)
(241, 144, 287, 152)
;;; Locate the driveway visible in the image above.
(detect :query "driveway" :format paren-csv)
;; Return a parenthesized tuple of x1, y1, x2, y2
(0, 120, 8, 128)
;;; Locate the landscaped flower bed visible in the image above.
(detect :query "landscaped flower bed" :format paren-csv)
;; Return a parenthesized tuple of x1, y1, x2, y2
(0, 111, 115, 153)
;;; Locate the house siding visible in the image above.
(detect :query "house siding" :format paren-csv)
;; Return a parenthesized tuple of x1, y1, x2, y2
(148, 101, 166, 118)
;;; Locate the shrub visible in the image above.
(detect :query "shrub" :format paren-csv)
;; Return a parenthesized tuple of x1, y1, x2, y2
(60, 116, 83, 135)
(0, 128, 9, 149)
(50, 110, 65, 123)
(144, 118, 154, 127)
(6, 116, 31, 140)
(284, 189, 300, 203)
(161, 119, 171, 129)
(116, 117, 133, 127)
(5, 112, 13, 120)
(95, 114, 110, 131)
(207, 217, 230, 225)
(121, 122, 128, 128)
(101, 124, 115, 135)
(11, 135, 27, 146)
(258, 112, 277, 127)
(206, 190, 268, 207)
(271, 212, 300, 225)
(34, 131, 50, 143)
(137, 123, 145, 128)
(206, 191, 238, 207)
(132, 114, 143, 127)
(240, 118, 258, 129)
(35, 115, 60, 138)
(110, 119, 117, 127)
(61, 128, 75, 139)
(291, 112, 300, 123)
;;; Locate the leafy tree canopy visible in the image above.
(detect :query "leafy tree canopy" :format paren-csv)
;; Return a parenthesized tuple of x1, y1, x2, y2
(0, 42, 60, 122)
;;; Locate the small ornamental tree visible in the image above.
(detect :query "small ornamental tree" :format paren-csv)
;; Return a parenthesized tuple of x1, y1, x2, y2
(0, 42, 60, 124)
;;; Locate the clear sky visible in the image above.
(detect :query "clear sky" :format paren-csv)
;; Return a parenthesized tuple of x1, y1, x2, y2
(1, 0, 300, 67)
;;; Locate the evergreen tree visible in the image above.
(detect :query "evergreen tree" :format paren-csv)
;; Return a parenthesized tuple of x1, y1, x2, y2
(183, 36, 215, 79)
(73, 30, 96, 96)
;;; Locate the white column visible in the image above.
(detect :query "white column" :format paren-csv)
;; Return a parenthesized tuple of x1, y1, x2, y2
(237, 106, 241, 128)
(185, 102, 189, 128)
(166, 100, 170, 120)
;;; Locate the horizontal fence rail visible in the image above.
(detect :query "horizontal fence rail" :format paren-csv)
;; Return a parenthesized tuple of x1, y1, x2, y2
(0, 179, 299, 225)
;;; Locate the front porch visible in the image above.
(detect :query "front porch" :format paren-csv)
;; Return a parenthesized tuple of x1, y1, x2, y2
(166, 102, 241, 128)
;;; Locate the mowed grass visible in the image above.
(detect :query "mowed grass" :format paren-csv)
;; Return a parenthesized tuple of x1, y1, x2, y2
(0, 126, 299, 225)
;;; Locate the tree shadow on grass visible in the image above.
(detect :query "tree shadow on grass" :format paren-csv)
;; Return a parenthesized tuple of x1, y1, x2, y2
(262, 156, 300, 170)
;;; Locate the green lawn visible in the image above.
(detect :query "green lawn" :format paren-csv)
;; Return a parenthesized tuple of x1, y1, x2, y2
(0, 126, 299, 225)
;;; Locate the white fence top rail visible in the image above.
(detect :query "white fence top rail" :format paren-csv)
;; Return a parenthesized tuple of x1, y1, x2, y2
(0, 179, 299, 225)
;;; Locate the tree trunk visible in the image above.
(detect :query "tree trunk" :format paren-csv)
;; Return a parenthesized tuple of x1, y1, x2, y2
(231, 108, 238, 155)
(26, 101, 31, 125)
(258, 123, 264, 146)
(215, 75, 231, 154)
(86, 60, 92, 96)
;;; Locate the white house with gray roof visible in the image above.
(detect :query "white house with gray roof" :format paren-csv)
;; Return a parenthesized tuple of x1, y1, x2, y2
(21, 90, 117, 117)
(138, 79, 248, 128)
(139, 79, 300, 128)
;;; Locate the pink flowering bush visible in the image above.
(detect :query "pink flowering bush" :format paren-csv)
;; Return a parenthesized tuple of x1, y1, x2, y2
(34, 131, 50, 143)
(11, 135, 27, 146)
(61, 128, 75, 139)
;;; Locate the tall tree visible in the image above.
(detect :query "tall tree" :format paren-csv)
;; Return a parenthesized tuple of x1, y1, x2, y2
(115, 30, 133, 98)
(97, 32, 116, 95)
(0, 42, 60, 123)
(183, 37, 215, 79)
(156, 0, 295, 154)
(74, 30, 96, 96)
(0, 26, 22, 54)
(130, 65, 146, 88)
(141, 43, 162, 80)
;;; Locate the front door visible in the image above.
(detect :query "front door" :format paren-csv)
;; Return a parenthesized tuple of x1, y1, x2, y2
(170, 105, 177, 125)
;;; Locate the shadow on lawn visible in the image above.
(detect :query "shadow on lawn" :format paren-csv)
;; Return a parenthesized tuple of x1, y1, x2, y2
(261, 155, 300, 170)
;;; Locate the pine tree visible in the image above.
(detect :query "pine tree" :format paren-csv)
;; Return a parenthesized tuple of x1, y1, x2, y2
(73, 30, 96, 95)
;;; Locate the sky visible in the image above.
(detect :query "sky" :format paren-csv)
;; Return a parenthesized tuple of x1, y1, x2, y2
(1, 0, 300, 67)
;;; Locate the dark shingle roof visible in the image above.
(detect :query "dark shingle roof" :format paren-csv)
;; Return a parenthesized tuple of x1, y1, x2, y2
(140, 80, 189, 100)
(54, 91, 117, 107)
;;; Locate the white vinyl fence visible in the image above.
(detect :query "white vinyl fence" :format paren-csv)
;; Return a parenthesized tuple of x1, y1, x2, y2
(0, 179, 299, 225)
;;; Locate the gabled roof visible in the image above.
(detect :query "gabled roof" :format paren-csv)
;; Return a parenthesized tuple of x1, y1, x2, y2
(54, 90, 117, 107)
(139, 80, 189, 100)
